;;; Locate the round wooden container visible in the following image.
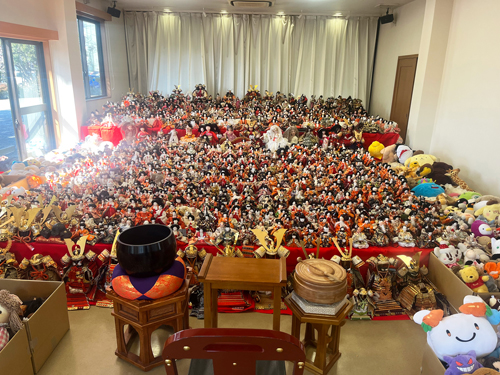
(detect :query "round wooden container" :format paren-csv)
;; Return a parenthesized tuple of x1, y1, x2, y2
(294, 259, 347, 304)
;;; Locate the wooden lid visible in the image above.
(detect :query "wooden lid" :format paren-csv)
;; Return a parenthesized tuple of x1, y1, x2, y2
(295, 259, 346, 285)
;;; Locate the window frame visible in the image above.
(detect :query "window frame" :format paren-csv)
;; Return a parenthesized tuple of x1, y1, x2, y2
(77, 15, 107, 100)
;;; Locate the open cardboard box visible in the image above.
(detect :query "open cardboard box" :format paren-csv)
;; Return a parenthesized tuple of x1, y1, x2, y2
(0, 279, 69, 374)
(418, 253, 474, 374)
(0, 328, 34, 375)
(427, 253, 473, 312)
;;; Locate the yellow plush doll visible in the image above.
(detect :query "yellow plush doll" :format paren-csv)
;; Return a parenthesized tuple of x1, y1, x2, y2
(459, 267, 489, 293)
(368, 141, 384, 159)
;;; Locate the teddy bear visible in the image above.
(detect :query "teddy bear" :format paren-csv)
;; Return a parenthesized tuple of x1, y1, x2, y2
(459, 266, 489, 293)
(368, 141, 384, 159)
(404, 154, 454, 186)
(380, 144, 398, 163)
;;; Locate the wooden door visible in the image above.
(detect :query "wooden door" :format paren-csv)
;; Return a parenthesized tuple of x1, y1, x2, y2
(390, 55, 418, 142)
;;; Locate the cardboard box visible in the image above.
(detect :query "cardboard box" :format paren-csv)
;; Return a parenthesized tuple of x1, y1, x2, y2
(427, 253, 473, 312)
(421, 343, 445, 375)
(0, 280, 70, 373)
(0, 328, 34, 375)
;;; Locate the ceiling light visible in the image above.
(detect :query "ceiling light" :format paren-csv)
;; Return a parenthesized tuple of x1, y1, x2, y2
(221, 10, 228, 14)
(277, 11, 285, 15)
(334, 12, 342, 16)
(164, 8, 171, 12)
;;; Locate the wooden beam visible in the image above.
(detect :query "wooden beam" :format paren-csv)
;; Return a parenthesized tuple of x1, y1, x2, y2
(0, 21, 58, 41)
(76, 2, 112, 22)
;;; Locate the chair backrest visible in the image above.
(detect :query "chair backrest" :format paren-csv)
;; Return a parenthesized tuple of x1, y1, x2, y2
(162, 328, 306, 375)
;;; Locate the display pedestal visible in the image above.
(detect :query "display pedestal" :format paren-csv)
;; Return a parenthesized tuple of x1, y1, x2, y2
(285, 295, 353, 375)
(107, 272, 191, 371)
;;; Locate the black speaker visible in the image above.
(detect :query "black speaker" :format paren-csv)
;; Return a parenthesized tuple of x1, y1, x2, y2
(107, 6, 121, 18)
(380, 14, 394, 24)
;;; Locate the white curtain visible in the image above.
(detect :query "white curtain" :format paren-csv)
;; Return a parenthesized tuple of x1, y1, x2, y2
(124, 12, 378, 107)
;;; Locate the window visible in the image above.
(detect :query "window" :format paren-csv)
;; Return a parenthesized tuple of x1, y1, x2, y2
(77, 16, 107, 99)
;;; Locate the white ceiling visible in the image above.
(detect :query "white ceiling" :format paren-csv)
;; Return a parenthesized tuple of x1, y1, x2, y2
(110, 0, 414, 16)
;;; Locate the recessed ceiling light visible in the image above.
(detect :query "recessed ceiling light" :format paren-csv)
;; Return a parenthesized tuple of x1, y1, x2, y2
(164, 8, 171, 12)
(221, 10, 228, 14)
(334, 12, 342, 16)
(277, 11, 285, 15)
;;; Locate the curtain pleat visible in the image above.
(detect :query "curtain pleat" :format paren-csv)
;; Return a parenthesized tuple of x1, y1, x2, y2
(124, 12, 378, 107)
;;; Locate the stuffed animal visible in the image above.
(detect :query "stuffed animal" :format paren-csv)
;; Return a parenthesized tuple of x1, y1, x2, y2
(404, 154, 455, 185)
(434, 242, 461, 268)
(457, 244, 490, 265)
(458, 267, 489, 293)
(471, 221, 494, 242)
(484, 274, 499, 293)
(413, 296, 500, 360)
(411, 182, 445, 197)
(443, 350, 482, 375)
(380, 144, 398, 163)
(368, 141, 384, 159)
(475, 203, 500, 227)
(396, 145, 413, 164)
(0, 290, 23, 351)
(492, 238, 500, 260)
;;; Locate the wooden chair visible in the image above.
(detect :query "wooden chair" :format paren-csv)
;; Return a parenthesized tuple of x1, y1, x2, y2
(162, 328, 306, 375)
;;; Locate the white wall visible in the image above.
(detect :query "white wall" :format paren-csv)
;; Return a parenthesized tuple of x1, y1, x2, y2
(369, 0, 426, 118)
(429, 0, 500, 196)
(406, 0, 453, 152)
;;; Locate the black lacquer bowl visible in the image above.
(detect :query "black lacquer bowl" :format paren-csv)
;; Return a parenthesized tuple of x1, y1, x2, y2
(116, 225, 177, 277)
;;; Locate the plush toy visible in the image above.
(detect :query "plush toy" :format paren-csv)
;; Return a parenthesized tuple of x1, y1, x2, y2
(471, 220, 494, 239)
(0, 290, 23, 351)
(434, 242, 461, 268)
(396, 145, 413, 165)
(413, 296, 500, 360)
(492, 238, 500, 260)
(484, 274, 499, 293)
(404, 153, 438, 169)
(475, 203, 500, 227)
(412, 182, 445, 197)
(380, 144, 398, 163)
(458, 267, 489, 293)
(368, 141, 384, 159)
(443, 350, 482, 375)
(457, 244, 490, 265)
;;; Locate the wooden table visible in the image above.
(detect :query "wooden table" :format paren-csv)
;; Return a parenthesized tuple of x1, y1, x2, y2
(107, 272, 192, 371)
(198, 253, 287, 331)
(285, 295, 353, 375)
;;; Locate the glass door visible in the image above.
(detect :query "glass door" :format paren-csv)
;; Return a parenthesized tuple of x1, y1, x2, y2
(0, 38, 55, 161)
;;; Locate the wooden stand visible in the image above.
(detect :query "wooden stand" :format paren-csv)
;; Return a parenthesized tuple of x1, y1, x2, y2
(198, 254, 287, 331)
(285, 295, 353, 375)
(107, 272, 192, 371)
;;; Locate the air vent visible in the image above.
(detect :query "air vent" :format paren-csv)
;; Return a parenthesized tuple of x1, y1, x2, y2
(229, 1, 273, 8)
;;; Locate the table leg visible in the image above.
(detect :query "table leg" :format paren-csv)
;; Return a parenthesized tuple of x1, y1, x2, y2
(204, 283, 212, 328)
(291, 314, 301, 340)
(273, 286, 281, 331)
(314, 324, 329, 371)
(212, 288, 218, 328)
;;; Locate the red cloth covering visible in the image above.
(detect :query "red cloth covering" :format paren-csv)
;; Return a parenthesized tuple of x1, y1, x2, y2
(6, 241, 431, 278)
(362, 133, 400, 150)
(80, 126, 399, 150)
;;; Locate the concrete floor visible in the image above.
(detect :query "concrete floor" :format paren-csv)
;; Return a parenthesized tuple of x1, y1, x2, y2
(38, 308, 426, 375)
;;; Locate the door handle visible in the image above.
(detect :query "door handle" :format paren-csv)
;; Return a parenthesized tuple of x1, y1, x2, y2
(14, 119, 20, 130)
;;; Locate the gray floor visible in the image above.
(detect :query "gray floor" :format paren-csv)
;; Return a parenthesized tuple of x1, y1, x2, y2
(38, 308, 426, 375)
